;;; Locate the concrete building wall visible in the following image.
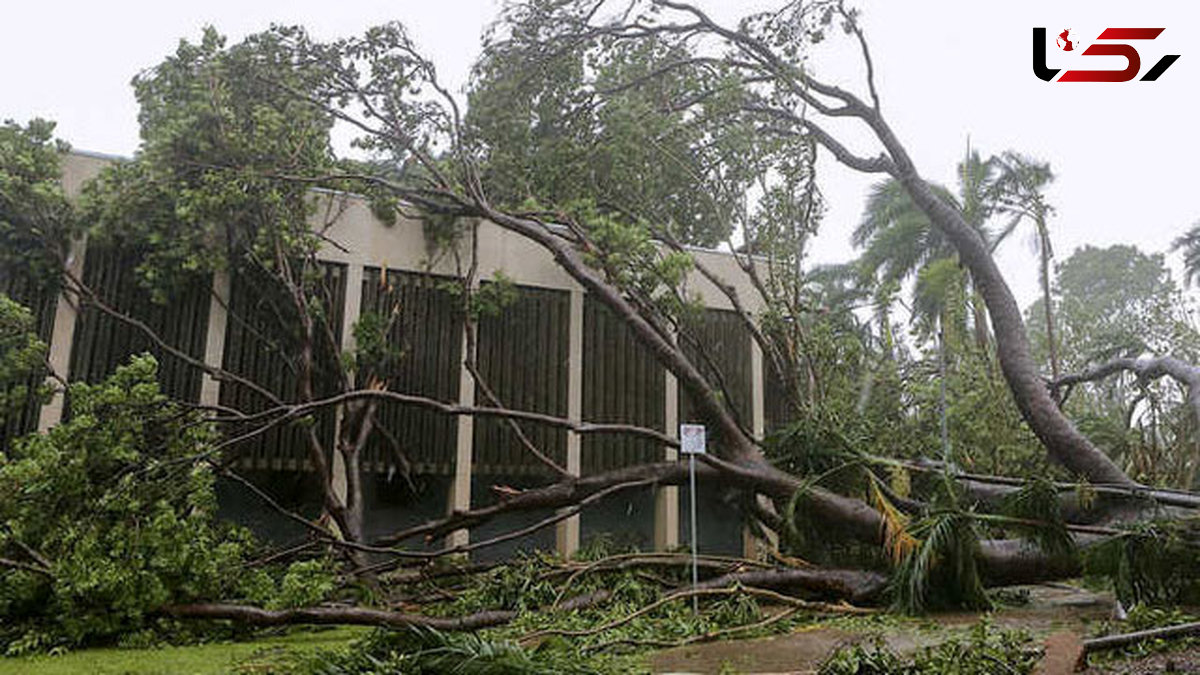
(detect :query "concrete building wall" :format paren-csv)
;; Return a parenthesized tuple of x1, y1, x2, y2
(26, 151, 779, 559)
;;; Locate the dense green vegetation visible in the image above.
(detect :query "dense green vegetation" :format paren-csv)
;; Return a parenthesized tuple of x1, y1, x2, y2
(0, 356, 339, 653)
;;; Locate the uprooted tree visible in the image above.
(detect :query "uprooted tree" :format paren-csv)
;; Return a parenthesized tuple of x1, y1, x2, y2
(4, 0, 1200, 651)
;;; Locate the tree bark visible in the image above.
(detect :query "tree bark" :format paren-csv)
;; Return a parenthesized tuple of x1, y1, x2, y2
(1083, 620, 1200, 654)
(1038, 218, 1061, 384)
(877, 130, 1133, 486)
(161, 603, 518, 631)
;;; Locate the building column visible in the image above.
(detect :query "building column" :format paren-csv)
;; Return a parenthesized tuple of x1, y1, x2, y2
(330, 263, 365, 504)
(743, 339, 777, 559)
(198, 270, 231, 408)
(38, 237, 87, 431)
(448, 267, 481, 549)
(556, 288, 584, 558)
(655, 367, 680, 551)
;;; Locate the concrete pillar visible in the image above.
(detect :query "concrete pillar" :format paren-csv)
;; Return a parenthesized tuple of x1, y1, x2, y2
(339, 264, 365, 360)
(330, 263, 365, 504)
(655, 367, 680, 551)
(556, 288, 584, 558)
(449, 287, 479, 549)
(751, 340, 765, 442)
(743, 339, 777, 559)
(198, 270, 231, 408)
(38, 237, 87, 431)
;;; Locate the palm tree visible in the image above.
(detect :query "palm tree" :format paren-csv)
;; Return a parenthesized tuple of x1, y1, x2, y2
(855, 148, 1057, 368)
(990, 152, 1058, 380)
(854, 148, 1006, 347)
(857, 148, 1058, 462)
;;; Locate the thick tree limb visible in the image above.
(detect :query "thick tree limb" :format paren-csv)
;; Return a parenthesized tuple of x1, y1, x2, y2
(897, 457, 1200, 512)
(693, 567, 887, 605)
(1083, 620, 1200, 654)
(160, 603, 517, 631)
(1050, 356, 1200, 428)
(558, 0, 1137, 488)
(0, 557, 53, 577)
(162, 564, 875, 635)
(843, 97, 1130, 485)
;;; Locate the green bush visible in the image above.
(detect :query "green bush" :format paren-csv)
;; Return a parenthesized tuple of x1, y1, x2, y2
(0, 294, 50, 422)
(0, 356, 334, 652)
(297, 626, 601, 675)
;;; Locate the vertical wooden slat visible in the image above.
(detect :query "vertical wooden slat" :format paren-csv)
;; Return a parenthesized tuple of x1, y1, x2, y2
(473, 285, 568, 476)
(0, 262, 59, 446)
(66, 244, 212, 411)
(580, 295, 664, 474)
(359, 267, 462, 475)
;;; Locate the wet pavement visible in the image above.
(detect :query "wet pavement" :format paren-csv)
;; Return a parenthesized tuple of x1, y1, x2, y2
(650, 584, 1116, 674)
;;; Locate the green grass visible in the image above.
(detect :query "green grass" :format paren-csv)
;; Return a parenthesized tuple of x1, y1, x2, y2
(0, 627, 369, 675)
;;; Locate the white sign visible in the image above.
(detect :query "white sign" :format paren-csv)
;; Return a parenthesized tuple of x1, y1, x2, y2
(680, 424, 706, 455)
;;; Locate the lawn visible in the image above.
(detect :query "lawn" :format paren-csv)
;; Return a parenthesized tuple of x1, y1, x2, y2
(0, 627, 369, 675)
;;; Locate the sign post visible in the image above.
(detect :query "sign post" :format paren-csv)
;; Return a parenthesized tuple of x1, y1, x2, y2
(679, 424, 706, 613)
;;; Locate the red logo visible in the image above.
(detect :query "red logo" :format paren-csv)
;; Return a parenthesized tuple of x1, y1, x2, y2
(1033, 27, 1180, 82)
(1056, 29, 1075, 51)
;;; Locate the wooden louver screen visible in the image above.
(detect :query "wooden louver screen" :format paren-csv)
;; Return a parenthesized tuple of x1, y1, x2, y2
(678, 309, 753, 449)
(472, 284, 569, 476)
(581, 295, 665, 473)
(67, 245, 210, 403)
(219, 263, 345, 470)
(0, 268, 57, 448)
(359, 267, 463, 475)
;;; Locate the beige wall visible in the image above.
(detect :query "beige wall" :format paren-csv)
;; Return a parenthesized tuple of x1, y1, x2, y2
(60, 151, 767, 309)
(314, 190, 766, 313)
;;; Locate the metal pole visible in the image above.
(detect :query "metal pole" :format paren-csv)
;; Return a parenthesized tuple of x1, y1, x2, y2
(689, 451, 699, 613)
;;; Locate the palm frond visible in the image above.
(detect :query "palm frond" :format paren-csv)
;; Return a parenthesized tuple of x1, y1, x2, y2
(890, 508, 989, 614)
(1001, 477, 1075, 558)
(1083, 521, 1200, 606)
(868, 474, 918, 564)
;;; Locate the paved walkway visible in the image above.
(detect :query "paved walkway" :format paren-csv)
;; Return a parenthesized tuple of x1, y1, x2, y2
(649, 585, 1113, 674)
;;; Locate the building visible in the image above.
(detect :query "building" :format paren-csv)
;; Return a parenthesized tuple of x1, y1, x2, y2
(2, 150, 786, 560)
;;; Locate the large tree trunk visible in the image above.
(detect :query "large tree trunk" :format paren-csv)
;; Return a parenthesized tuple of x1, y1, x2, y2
(866, 117, 1132, 486)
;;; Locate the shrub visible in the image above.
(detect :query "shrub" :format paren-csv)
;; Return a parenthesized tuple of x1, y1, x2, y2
(0, 355, 333, 652)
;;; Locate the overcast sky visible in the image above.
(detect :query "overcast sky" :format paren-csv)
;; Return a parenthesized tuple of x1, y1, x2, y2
(4, 1, 1197, 310)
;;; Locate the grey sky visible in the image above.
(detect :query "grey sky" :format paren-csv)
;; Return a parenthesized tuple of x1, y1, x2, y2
(3, 0, 1196, 310)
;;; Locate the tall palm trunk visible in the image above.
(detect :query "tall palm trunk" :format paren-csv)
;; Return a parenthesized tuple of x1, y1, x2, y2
(1037, 216, 1060, 383)
(938, 320, 951, 463)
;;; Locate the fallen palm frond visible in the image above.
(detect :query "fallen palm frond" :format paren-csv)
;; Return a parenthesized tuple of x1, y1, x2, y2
(868, 472, 918, 564)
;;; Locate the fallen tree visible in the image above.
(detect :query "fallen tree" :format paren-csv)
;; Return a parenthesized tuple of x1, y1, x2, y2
(7, 1, 1200, 652)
